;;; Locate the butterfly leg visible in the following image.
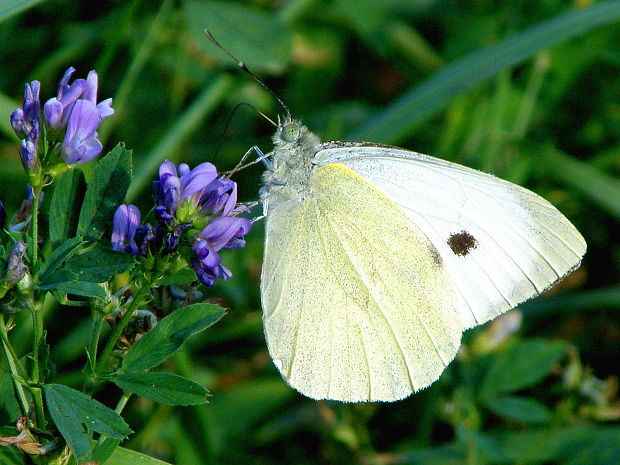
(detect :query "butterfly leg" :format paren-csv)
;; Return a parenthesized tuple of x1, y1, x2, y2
(225, 146, 273, 178)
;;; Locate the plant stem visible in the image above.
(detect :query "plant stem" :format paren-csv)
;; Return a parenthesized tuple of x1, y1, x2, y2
(115, 391, 132, 414)
(92, 391, 132, 458)
(87, 316, 105, 375)
(0, 315, 30, 417)
(95, 282, 150, 374)
(30, 302, 46, 428)
(30, 184, 42, 263)
(27, 180, 46, 427)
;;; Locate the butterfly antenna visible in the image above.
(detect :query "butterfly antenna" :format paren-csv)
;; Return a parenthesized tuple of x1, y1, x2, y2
(213, 102, 276, 165)
(205, 30, 292, 120)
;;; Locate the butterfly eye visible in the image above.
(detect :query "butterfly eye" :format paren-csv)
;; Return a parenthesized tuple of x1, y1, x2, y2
(281, 123, 300, 142)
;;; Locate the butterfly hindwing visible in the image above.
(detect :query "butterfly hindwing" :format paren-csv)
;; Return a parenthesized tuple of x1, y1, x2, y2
(261, 163, 462, 402)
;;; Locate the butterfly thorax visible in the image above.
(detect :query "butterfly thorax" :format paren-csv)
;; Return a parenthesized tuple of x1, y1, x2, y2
(262, 118, 321, 202)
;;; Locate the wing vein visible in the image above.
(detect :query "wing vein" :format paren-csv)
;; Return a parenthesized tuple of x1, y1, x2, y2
(311, 202, 335, 398)
(317, 202, 415, 391)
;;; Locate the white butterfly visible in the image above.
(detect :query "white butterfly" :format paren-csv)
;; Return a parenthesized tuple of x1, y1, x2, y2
(256, 116, 586, 403)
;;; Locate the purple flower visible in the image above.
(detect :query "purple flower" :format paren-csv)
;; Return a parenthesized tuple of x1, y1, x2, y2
(200, 178, 237, 216)
(191, 216, 251, 286)
(44, 68, 114, 130)
(83, 70, 114, 121)
(11, 81, 41, 170)
(41, 67, 114, 165)
(11, 81, 41, 138)
(154, 160, 219, 227)
(200, 216, 251, 251)
(6, 240, 28, 286)
(112, 205, 142, 255)
(179, 162, 218, 200)
(61, 100, 103, 164)
(20, 139, 37, 169)
(134, 223, 157, 256)
(9, 108, 26, 137)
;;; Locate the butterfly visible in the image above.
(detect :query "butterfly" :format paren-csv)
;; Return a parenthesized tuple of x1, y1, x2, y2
(258, 116, 586, 403)
(202, 30, 585, 402)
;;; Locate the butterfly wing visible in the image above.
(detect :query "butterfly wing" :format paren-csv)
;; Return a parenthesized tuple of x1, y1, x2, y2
(315, 144, 586, 328)
(261, 163, 462, 402)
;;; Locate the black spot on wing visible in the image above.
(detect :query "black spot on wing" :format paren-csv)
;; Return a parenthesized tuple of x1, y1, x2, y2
(447, 231, 478, 257)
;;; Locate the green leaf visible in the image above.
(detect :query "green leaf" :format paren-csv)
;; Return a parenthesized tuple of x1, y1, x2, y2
(36, 269, 78, 290)
(351, 0, 620, 143)
(122, 303, 225, 372)
(65, 245, 136, 282)
(103, 445, 173, 465)
(53, 282, 106, 299)
(481, 339, 567, 397)
(36, 236, 84, 280)
(159, 268, 197, 286)
(113, 372, 209, 405)
(483, 395, 551, 424)
(0, 373, 21, 423)
(44, 384, 132, 462)
(92, 437, 121, 464)
(184, 0, 291, 72)
(49, 170, 86, 246)
(77, 144, 132, 240)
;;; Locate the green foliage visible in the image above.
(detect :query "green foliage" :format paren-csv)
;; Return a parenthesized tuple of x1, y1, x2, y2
(122, 303, 225, 372)
(65, 244, 135, 283)
(77, 143, 132, 240)
(185, 0, 291, 71)
(48, 170, 85, 246)
(44, 384, 132, 461)
(480, 339, 568, 396)
(113, 372, 209, 405)
(483, 395, 551, 424)
(352, 0, 620, 143)
(105, 446, 173, 465)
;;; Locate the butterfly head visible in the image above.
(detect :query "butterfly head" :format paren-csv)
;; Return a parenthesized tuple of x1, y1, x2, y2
(273, 115, 320, 156)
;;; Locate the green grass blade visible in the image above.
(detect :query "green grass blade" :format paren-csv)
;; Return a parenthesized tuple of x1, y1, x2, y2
(351, 1, 620, 143)
(0, 0, 44, 22)
(521, 287, 620, 319)
(540, 146, 620, 219)
(98, 0, 174, 144)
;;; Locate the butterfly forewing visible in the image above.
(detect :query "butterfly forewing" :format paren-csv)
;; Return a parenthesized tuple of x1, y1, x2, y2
(315, 145, 586, 328)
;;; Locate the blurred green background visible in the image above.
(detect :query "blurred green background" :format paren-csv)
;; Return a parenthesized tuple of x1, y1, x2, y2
(1, 0, 620, 464)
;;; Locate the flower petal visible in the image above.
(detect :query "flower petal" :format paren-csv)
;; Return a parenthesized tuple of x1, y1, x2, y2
(180, 162, 218, 199)
(199, 216, 251, 252)
(97, 98, 114, 120)
(84, 70, 98, 104)
(61, 100, 102, 164)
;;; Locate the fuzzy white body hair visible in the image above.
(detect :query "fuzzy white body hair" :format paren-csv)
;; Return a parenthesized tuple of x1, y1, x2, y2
(261, 118, 321, 208)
